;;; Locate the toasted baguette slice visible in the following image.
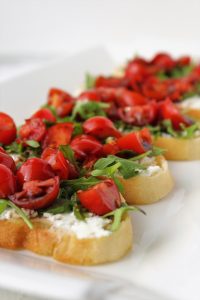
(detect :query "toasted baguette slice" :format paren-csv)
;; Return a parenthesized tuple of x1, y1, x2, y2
(0, 214, 133, 265)
(119, 156, 174, 205)
(183, 108, 200, 121)
(154, 136, 200, 160)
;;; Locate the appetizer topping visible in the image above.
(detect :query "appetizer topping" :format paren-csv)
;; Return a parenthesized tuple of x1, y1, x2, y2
(0, 112, 17, 145)
(31, 108, 56, 123)
(0, 164, 17, 198)
(19, 118, 46, 143)
(48, 88, 74, 117)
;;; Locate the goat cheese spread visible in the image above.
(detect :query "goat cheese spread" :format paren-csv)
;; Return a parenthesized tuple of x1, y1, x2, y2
(181, 96, 200, 109)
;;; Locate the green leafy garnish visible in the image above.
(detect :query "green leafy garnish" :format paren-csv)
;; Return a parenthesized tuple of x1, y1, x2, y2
(103, 204, 146, 232)
(85, 73, 96, 89)
(171, 64, 194, 79)
(162, 120, 178, 137)
(180, 123, 200, 139)
(61, 176, 101, 192)
(43, 198, 71, 215)
(0, 199, 33, 229)
(71, 101, 109, 120)
(25, 140, 40, 148)
(59, 145, 79, 170)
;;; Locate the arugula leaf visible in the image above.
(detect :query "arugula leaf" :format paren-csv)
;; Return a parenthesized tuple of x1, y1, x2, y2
(85, 73, 96, 89)
(162, 120, 178, 137)
(103, 204, 146, 232)
(5, 141, 23, 154)
(26, 140, 40, 148)
(59, 145, 79, 170)
(0, 199, 33, 229)
(171, 64, 194, 79)
(94, 155, 145, 179)
(42, 104, 57, 117)
(72, 123, 83, 137)
(71, 101, 109, 120)
(180, 123, 200, 139)
(43, 198, 71, 215)
(61, 176, 101, 192)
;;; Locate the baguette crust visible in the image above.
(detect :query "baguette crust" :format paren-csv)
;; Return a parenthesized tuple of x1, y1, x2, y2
(0, 215, 133, 265)
(119, 156, 174, 205)
(154, 136, 200, 160)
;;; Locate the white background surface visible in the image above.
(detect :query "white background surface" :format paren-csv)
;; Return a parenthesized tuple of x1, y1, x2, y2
(1, 1, 200, 299)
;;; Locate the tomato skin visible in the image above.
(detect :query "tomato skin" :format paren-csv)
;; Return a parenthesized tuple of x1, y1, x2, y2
(0, 164, 17, 198)
(41, 147, 69, 180)
(159, 98, 192, 130)
(115, 88, 147, 107)
(95, 76, 127, 88)
(9, 177, 59, 210)
(0, 152, 16, 173)
(116, 128, 152, 154)
(125, 60, 149, 82)
(31, 108, 56, 123)
(118, 102, 158, 126)
(102, 140, 119, 156)
(42, 122, 74, 149)
(0, 112, 17, 145)
(48, 88, 74, 117)
(70, 134, 102, 160)
(151, 53, 175, 70)
(19, 118, 46, 142)
(77, 179, 121, 215)
(78, 90, 101, 102)
(17, 158, 55, 186)
(83, 116, 121, 139)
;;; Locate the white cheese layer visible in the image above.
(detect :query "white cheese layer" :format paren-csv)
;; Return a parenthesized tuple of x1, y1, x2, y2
(138, 156, 161, 176)
(0, 208, 38, 220)
(181, 96, 200, 109)
(43, 212, 111, 239)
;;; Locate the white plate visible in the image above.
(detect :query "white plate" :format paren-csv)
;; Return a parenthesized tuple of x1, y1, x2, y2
(0, 46, 200, 300)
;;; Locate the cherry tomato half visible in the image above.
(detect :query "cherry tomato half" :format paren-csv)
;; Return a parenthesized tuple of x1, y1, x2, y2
(118, 102, 157, 126)
(116, 128, 152, 154)
(19, 118, 46, 142)
(31, 108, 56, 123)
(78, 90, 101, 102)
(41, 147, 70, 180)
(0, 112, 17, 145)
(77, 179, 121, 215)
(9, 177, 59, 210)
(70, 134, 102, 160)
(48, 88, 74, 117)
(159, 98, 192, 130)
(151, 53, 175, 71)
(17, 158, 55, 186)
(42, 122, 74, 149)
(0, 164, 17, 198)
(0, 151, 16, 173)
(83, 116, 121, 139)
(115, 88, 147, 107)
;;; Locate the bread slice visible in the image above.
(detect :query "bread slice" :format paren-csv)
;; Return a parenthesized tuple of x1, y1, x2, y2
(183, 108, 200, 121)
(154, 136, 200, 160)
(0, 214, 133, 265)
(119, 156, 174, 205)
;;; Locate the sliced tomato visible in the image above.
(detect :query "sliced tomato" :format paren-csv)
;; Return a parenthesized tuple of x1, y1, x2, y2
(176, 56, 191, 67)
(70, 134, 102, 160)
(9, 177, 59, 210)
(78, 90, 101, 102)
(17, 158, 55, 186)
(31, 108, 56, 123)
(151, 53, 175, 70)
(116, 128, 152, 154)
(41, 147, 69, 180)
(19, 118, 46, 142)
(125, 59, 149, 82)
(142, 77, 168, 100)
(0, 112, 17, 145)
(159, 98, 192, 130)
(77, 179, 121, 215)
(48, 88, 74, 117)
(83, 116, 121, 139)
(0, 151, 16, 173)
(0, 164, 17, 197)
(42, 122, 74, 149)
(102, 140, 119, 156)
(118, 102, 158, 126)
(115, 88, 147, 107)
(95, 76, 127, 88)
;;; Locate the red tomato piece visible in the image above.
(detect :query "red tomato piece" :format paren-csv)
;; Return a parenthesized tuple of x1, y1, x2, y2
(159, 98, 192, 130)
(41, 147, 70, 180)
(42, 122, 74, 149)
(9, 177, 59, 210)
(0, 152, 16, 173)
(142, 77, 168, 100)
(78, 90, 101, 102)
(118, 102, 158, 126)
(48, 88, 74, 117)
(0, 112, 17, 145)
(116, 128, 152, 154)
(19, 118, 46, 142)
(115, 88, 147, 107)
(77, 179, 121, 215)
(102, 140, 119, 156)
(176, 56, 191, 67)
(70, 134, 102, 160)
(151, 53, 175, 70)
(125, 60, 149, 82)
(83, 116, 121, 139)
(31, 108, 56, 123)
(17, 158, 55, 186)
(0, 164, 17, 197)
(95, 76, 127, 88)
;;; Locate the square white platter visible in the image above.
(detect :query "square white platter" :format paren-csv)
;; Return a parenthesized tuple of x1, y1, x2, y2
(0, 46, 200, 300)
